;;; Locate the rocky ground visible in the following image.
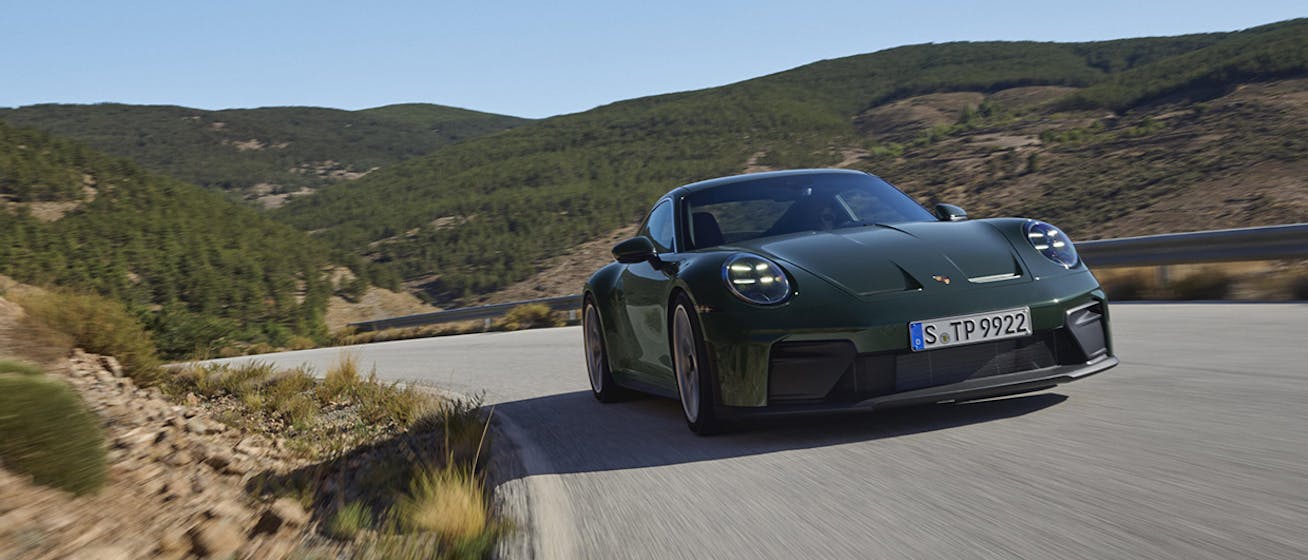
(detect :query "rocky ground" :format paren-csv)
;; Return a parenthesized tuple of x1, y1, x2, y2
(0, 350, 313, 560)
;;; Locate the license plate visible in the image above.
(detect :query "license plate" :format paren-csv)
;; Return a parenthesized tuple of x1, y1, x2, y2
(909, 307, 1032, 351)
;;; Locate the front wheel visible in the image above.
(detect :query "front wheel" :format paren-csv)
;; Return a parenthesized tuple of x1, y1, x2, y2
(671, 294, 723, 435)
(583, 297, 628, 402)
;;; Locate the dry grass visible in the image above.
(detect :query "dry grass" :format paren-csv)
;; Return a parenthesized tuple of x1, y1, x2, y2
(335, 304, 579, 348)
(10, 290, 161, 383)
(241, 380, 498, 559)
(1094, 259, 1308, 300)
(334, 320, 488, 346)
(170, 355, 437, 456)
(497, 303, 563, 331)
(322, 352, 363, 399)
(398, 466, 489, 540)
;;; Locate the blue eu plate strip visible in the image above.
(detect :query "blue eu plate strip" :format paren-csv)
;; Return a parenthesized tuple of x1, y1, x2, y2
(909, 322, 925, 351)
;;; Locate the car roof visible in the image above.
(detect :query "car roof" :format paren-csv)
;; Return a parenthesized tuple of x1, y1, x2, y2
(668, 168, 873, 198)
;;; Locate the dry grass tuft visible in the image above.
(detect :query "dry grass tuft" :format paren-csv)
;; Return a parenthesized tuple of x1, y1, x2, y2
(498, 303, 563, 331)
(322, 352, 363, 400)
(397, 466, 489, 541)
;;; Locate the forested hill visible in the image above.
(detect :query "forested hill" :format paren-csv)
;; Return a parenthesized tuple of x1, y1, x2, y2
(0, 120, 385, 357)
(275, 19, 1308, 303)
(0, 103, 529, 205)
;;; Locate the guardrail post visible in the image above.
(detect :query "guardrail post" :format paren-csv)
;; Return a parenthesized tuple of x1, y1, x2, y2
(567, 309, 577, 322)
(483, 318, 492, 331)
(1157, 265, 1170, 288)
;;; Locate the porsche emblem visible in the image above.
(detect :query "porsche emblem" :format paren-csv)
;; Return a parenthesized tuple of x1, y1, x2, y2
(932, 275, 952, 285)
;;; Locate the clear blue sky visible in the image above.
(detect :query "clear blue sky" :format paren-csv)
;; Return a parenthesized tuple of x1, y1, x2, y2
(3, 1, 1303, 118)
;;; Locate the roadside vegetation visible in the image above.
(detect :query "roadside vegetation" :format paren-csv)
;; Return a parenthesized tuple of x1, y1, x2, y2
(1095, 260, 1308, 301)
(0, 282, 502, 558)
(0, 358, 107, 496)
(13, 290, 162, 382)
(170, 356, 499, 558)
(336, 303, 570, 347)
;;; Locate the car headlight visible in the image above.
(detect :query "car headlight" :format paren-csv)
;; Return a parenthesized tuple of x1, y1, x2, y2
(1025, 220, 1078, 268)
(723, 254, 792, 305)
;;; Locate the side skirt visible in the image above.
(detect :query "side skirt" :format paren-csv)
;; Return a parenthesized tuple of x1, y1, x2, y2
(612, 370, 678, 399)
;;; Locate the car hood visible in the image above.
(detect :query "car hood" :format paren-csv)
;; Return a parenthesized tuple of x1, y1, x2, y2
(731, 221, 1025, 297)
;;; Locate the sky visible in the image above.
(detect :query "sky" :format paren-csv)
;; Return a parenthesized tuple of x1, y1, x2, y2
(2, 1, 1304, 119)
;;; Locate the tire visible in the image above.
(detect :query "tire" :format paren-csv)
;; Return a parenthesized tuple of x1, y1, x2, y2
(670, 293, 723, 435)
(583, 296, 628, 403)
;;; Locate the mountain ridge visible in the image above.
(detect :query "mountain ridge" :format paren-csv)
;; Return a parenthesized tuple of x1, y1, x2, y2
(0, 102, 530, 205)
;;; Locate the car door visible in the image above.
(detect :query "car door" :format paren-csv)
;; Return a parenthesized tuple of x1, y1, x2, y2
(615, 199, 679, 390)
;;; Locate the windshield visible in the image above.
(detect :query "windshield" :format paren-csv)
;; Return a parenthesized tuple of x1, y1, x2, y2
(683, 173, 934, 250)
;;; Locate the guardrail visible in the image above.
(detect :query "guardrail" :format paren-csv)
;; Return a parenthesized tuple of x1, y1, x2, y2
(1077, 223, 1308, 267)
(349, 223, 1308, 332)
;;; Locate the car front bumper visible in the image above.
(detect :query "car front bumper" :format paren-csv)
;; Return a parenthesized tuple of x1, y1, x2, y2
(719, 354, 1117, 418)
(696, 274, 1114, 408)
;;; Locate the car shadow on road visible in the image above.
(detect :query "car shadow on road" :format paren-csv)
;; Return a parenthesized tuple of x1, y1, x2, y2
(490, 389, 1068, 480)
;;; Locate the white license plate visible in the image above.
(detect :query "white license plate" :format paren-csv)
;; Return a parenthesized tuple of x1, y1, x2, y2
(909, 307, 1032, 351)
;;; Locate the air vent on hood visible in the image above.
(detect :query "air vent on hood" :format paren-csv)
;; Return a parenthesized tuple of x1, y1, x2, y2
(968, 272, 1022, 284)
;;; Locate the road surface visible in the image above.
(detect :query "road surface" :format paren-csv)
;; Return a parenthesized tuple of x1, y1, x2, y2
(210, 303, 1308, 559)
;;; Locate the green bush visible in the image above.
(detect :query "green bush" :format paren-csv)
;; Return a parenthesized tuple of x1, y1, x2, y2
(498, 304, 563, 331)
(16, 291, 162, 384)
(0, 374, 107, 495)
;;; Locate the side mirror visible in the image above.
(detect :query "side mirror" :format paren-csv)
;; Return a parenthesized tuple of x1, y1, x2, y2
(935, 203, 968, 222)
(612, 237, 658, 264)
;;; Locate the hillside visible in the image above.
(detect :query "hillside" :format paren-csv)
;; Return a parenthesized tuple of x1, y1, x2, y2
(273, 19, 1308, 304)
(0, 103, 529, 205)
(0, 120, 405, 356)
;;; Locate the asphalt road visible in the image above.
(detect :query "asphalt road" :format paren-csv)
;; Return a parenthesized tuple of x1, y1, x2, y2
(210, 303, 1308, 559)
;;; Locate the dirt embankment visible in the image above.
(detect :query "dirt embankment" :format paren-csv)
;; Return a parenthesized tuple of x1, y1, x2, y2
(0, 346, 310, 559)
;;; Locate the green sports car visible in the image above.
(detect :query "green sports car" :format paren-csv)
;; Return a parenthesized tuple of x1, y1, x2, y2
(582, 169, 1117, 434)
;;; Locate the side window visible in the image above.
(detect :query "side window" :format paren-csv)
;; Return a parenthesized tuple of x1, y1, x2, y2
(641, 200, 676, 253)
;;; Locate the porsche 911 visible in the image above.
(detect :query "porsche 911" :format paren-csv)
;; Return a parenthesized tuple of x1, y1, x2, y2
(582, 169, 1117, 434)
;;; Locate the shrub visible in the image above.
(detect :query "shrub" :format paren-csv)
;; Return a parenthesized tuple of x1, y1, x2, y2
(498, 303, 562, 331)
(1167, 269, 1233, 300)
(14, 291, 161, 383)
(0, 358, 43, 376)
(0, 373, 107, 495)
